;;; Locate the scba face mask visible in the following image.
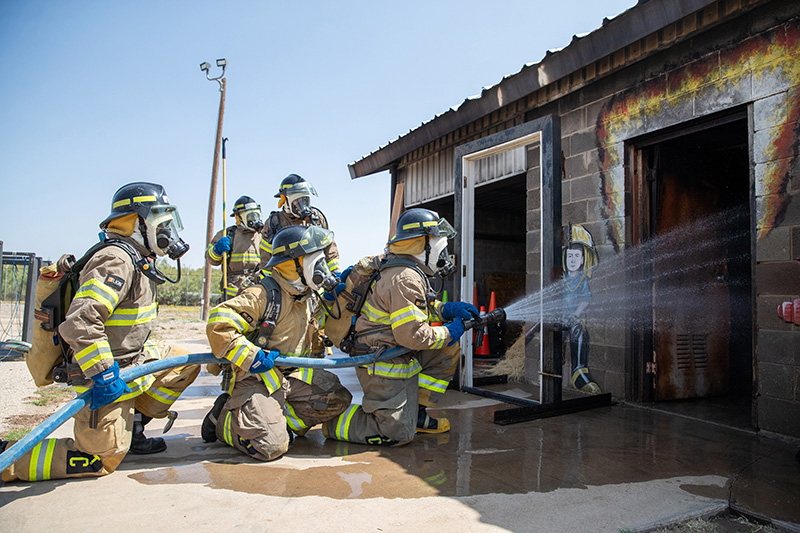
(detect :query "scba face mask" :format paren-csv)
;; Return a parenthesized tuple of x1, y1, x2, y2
(145, 206, 189, 259)
(239, 207, 264, 231)
(303, 250, 338, 292)
(428, 235, 455, 277)
(287, 193, 314, 220)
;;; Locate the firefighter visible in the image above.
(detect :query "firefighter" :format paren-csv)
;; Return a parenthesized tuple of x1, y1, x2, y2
(1, 182, 200, 482)
(206, 195, 269, 299)
(322, 208, 478, 446)
(261, 174, 340, 275)
(562, 223, 601, 394)
(202, 225, 352, 461)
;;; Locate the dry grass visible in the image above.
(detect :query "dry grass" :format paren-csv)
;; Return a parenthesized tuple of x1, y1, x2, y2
(475, 333, 527, 381)
(646, 511, 780, 533)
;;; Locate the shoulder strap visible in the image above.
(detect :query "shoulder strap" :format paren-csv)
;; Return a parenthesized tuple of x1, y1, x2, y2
(225, 226, 237, 264)
(265, 211, 283, 241)
(45, 239, 143, 330)
(250, 275, 282, 348)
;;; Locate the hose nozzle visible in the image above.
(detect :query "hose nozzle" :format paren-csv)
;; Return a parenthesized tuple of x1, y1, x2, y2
(463, 307, 506, 332)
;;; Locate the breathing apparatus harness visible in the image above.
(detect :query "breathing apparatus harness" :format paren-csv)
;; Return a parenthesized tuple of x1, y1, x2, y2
(337, 255, 438, 355)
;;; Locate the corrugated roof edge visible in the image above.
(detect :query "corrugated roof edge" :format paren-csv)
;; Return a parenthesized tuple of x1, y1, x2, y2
(348, 0, 718, 180)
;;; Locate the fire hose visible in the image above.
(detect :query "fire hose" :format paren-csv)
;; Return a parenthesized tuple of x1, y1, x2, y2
(0, 347, 411, 474)
(0, 309, 508, 474)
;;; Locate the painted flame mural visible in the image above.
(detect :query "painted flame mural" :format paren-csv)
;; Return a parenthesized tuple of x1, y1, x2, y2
(595, 23, 800, 249)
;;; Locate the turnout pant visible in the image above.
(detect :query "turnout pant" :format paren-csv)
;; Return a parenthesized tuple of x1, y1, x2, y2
(1, 352, 200, 483)
(416, 343, 459, 408)
(323, 352, 421, 445)
(215, 369, 350, 461)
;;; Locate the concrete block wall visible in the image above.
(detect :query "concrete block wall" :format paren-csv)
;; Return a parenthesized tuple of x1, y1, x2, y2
(521, 5, 800, 424)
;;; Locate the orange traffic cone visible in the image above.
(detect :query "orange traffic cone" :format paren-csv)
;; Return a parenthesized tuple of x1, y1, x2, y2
(475, 306, 490, 356)
(488, 291, 497, 313)
(432, 290, 447, 327)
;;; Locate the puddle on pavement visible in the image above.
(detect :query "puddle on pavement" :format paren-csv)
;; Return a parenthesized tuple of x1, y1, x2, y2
(130, 451, 439, 499)
(130, 398, 777, 500)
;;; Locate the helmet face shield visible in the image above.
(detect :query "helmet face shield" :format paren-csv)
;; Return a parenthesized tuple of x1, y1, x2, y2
(266, 226, 334, 267)
(435, 218, 456, 239)
(281, 181, 317, 199)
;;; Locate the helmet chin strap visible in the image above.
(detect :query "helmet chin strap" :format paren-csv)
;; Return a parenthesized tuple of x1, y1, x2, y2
(293, 258, 308, 287)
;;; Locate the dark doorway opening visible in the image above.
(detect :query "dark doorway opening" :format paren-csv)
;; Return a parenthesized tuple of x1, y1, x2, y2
(415, 173, 527, 376)
(633, 112, 753, 430)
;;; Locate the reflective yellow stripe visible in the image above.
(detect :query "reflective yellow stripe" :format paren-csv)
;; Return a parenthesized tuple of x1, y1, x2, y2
(297, 367, 314, 384)
(334, 404, 360, 441)
(258, 368, 282, 394)
(75, 340, 113, 373)
(402, 222, 421, 230)
(207, 243, 222, 261)
(116, 374, 155, 401)
(229, 252, 260, 262)
(362, 301, 391, 324)
(390, 305, 427, 329)
(225, 338, 252, 368)
(75, 374, 154, 402)
(418, 372, 448, 394)
(327, 258, 340, 272)
(143, 340, 161, 360)
(431, 325, 448, 349)
(222, 411, 234, 446)
(133, 195, 156, 203)
(260, 240, 273, 253)
(223, 286, 239, 297)
(363, 359, 422, 379)
(285, 402, 307, 432)
(106, 303, 157, 326)
(75, 278, 120, 313)
(209, 307, 250, 334)
(143, 384, 180, 406)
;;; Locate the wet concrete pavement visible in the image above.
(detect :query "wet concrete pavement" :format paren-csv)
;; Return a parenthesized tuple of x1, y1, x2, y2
(1, 343, 798, 532)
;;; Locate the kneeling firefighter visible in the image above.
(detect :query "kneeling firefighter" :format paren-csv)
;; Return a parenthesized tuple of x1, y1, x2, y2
(1, 182, 201, 483)
(202, 225, 352, 461)
(322, 208, 478, 446)
(206, 195, 269, 299)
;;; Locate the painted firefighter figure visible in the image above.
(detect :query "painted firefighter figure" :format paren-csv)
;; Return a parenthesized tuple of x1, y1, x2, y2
(562, 223, 601, 394)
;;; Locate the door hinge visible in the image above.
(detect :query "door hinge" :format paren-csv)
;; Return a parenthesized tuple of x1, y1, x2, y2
(463, 265, 467, 276)
(463, 176, 467, 189)
(646, 362, 657, 374)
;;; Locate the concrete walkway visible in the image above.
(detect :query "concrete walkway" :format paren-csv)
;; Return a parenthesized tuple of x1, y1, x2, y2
(1, 342, 798, 532)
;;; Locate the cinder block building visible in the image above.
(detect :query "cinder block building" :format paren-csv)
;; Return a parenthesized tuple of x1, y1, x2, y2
(349, 0, 800, 439)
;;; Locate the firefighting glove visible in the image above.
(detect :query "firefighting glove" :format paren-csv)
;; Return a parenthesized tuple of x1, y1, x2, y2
(441, 301, 480, 321)
(249, 349, 280, 374)
(213, 236, 231, 255)
(323, 266, 351, 301)
(445, 319, 465, 347)
(90, 362, 131, 410)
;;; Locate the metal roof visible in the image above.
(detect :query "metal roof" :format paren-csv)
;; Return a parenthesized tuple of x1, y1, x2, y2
(348, 0, 718, 179)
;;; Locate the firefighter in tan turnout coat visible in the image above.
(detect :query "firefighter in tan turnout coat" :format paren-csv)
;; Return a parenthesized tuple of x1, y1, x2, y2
(322, 208, 478, 446)
(202, 225, 351, 461)
(206, 195, 270, 299)
(1, 182, 200, 482)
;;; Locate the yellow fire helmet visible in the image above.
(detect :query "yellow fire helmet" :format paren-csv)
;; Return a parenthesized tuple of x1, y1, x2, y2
(562, 223, 599, 277)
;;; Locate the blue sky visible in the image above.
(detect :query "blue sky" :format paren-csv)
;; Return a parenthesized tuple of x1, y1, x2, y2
(0, 0, 635, 270)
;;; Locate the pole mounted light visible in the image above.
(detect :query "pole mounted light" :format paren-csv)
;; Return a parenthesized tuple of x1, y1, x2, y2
(199, 58, 228, 320)
(200, 59, 227, 90)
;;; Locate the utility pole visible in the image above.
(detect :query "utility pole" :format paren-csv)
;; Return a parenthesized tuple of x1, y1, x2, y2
(200, 59, 227, 321)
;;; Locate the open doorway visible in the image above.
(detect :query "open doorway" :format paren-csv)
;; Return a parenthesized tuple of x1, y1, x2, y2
(632, 111, 753, 429)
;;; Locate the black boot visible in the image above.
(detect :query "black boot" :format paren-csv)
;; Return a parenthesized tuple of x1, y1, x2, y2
(129, 411, 167, 455)
(202, 393, 230, 443)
